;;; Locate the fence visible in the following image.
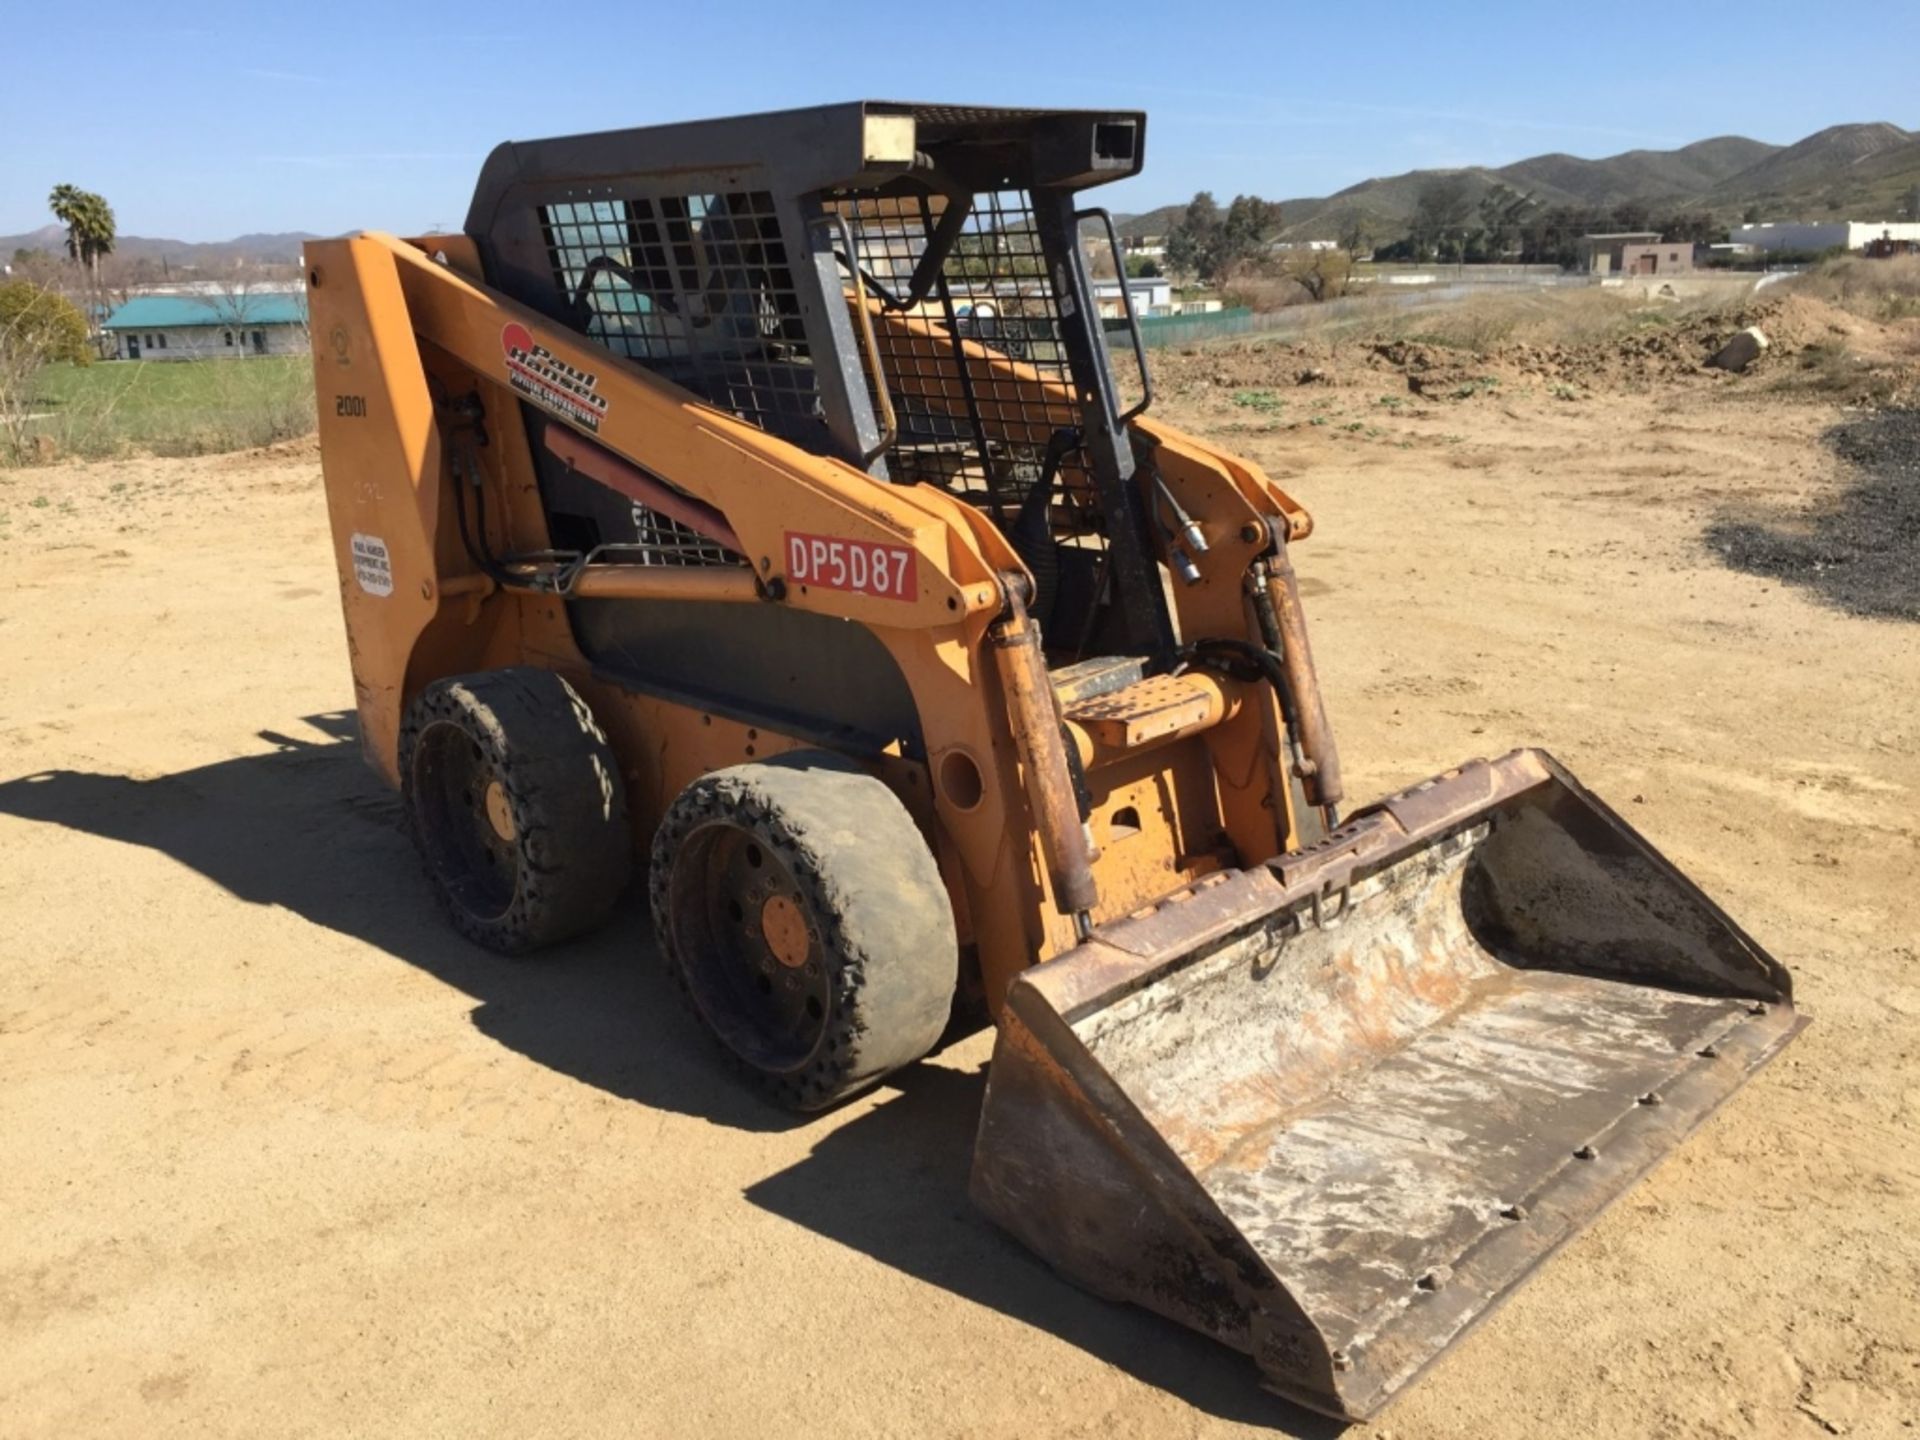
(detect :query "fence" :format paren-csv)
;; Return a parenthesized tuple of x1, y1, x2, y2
(1107, 307, 1256, 348)
(1104, 270, 1601, 351)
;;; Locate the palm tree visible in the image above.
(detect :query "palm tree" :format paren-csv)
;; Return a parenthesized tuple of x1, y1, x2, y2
(47, 185, 117, 286)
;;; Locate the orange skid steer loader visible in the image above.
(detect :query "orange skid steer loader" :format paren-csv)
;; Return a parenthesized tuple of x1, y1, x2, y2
(305, 103, 1802, 1419)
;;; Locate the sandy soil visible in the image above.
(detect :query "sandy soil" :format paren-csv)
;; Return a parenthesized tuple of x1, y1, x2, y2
(2, 355, 1917, 1438)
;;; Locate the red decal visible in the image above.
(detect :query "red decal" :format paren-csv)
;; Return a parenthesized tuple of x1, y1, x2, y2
(501, 323, 608, 432)
(784, 531, 917, 602)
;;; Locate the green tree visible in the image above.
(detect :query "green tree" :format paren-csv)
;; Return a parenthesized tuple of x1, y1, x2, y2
(1337, 215, 1375, 260)
(1164, 191, 1220, 280)
(1124, 253, 1161, 278)
(1658, 211, 1721, 245)
(0, 280, 89, 364)
(1410, 175, 1476, 262)
(0, 280, 91, 460)
(1165, 191, 1281, 284)
(1474, 184, 1536, 260)
(48, 185, 117, 285)
(1607, 199, 1651, 232)
(1219, 194, 1282, 278)
(1281, 248, 1354, 302)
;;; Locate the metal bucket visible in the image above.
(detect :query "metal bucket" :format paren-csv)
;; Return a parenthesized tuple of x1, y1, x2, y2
(971, 749, 1803, 1420)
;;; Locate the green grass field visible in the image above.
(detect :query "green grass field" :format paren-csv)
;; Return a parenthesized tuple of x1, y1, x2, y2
(17, 356, 315, 463)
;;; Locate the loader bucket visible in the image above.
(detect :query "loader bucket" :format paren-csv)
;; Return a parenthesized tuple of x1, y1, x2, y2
(971, 749, 1802, 1421)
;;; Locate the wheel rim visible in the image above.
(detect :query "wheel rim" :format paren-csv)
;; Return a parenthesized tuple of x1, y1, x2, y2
(669, 821, 830, 1073)
(412, 722, 518, 923)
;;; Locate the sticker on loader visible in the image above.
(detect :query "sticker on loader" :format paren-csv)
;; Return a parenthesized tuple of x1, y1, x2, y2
(784, 531, 916, 601)
(502, 322, 609, 433)
(350, 532, 393, 597)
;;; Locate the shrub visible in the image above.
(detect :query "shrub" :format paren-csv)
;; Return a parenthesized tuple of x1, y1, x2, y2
(0, 281, 92, 460)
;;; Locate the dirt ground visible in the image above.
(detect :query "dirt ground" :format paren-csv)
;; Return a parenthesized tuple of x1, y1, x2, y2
(3, 325, 1918, 1437)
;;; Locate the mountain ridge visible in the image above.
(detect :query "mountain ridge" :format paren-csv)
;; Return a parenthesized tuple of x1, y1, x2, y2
(8, 122, 1917, 267)
(4, 225, 319, 267)
(1118, 122, 1920, 244)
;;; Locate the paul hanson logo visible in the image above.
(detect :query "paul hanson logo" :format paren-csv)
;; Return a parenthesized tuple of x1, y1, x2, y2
(501, 322, 609, 432)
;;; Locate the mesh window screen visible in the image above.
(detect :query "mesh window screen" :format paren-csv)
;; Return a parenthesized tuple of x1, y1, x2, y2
(540, 193, 821, 445)
(842, 188, 1099, 540)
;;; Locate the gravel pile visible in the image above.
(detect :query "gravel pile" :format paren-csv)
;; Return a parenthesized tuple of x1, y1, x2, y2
(1709, 409, 1920, 621)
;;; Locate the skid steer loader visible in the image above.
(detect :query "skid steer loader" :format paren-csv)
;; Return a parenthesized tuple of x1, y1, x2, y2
(305, 102, 1803, 1419)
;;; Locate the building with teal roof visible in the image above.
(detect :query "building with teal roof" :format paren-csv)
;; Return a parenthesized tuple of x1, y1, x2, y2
(102, 290, 309, 361)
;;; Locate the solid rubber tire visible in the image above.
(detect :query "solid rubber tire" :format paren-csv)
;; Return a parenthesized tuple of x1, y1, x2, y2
(650, 751, 957, 1110)
(399, 668, 631, 954)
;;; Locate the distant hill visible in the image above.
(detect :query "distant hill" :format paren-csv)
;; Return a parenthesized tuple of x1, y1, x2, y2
(2, 224, 319, 267)
(1117, 122, 1919, 246)
(1701, 123, 1920, 216)
(1496, 135, 1779, 207)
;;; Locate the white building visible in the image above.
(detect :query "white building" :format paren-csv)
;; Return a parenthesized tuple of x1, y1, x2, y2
(1729, 221, 1920, 254)
(103, 290, 308, 360)
(1089, 274, 1174, 318)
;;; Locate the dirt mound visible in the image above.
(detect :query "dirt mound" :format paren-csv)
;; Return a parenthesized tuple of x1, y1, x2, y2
(1363, 339, 1510, 398)
(1360, 293, 1917, 401)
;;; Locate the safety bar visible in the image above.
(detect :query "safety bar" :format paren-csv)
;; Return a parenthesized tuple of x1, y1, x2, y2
(813, 211, 899, 466)
(1076, 206, 1153, 424)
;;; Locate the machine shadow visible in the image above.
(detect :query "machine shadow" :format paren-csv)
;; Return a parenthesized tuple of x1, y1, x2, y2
(0, 712, 779, 1134)
(0, 713, 1341, 1434)
(1707, 408, 1920, 621)
(745, 1060, 1345, 1436)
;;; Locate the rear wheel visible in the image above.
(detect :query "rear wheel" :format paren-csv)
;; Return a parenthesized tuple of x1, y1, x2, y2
(400, 668, 631, 954)
(651, 752, 956, 1110)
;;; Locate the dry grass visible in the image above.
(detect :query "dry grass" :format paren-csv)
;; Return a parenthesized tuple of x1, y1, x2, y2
(1785, 254, 1920, 323)
(1381, 287, 1745, 356)
(1219, 276, 1314, 313)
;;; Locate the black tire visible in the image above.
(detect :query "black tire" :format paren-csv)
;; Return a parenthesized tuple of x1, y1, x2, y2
(399, 668, 631, 954)
(650, 752, 957, 1111)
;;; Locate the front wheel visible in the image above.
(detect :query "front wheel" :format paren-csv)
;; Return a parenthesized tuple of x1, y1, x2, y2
(650, 752, 956, 1111)
(399, 668, 631, 954)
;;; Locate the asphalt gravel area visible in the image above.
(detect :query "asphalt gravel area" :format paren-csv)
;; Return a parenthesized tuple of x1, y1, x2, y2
(1709, 407, 1920, 621)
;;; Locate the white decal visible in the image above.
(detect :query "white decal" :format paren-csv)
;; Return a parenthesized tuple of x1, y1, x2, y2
(351, 532, 394, 597)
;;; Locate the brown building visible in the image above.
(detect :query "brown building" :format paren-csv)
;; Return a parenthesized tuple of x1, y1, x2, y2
(1575, 231, 1662, 274)
(1618, 241, 1693, 276)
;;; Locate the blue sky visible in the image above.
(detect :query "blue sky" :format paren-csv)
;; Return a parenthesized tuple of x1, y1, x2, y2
(2, 0, 1914, 241)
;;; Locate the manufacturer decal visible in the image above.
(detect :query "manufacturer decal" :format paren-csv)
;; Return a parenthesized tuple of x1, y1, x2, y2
(784, 531, 917, 602)
(502, 322, 609, 433)
(350, 532, 394, 597)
